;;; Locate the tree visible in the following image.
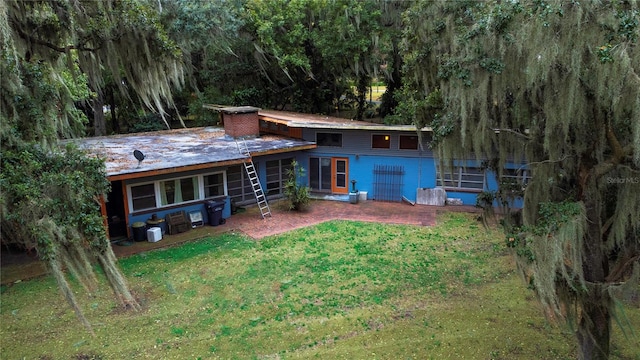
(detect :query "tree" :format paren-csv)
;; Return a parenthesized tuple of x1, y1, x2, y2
(313, 0, 383, 120)
(377, 0, 408, 120)
(240, 0, 387, 118)
(159, 0, 259, 121)
(400, 1, 639, 359)
(241, 0, 336, 113)
(1, 0, 185, 332)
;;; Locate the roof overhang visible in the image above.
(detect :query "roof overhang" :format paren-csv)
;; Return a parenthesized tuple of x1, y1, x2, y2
(106, 158, 249, 181)
(258, 110, 432, 132)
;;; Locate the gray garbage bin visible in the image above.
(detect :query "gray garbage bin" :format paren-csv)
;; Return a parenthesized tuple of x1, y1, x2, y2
(205, 200, 225, 226)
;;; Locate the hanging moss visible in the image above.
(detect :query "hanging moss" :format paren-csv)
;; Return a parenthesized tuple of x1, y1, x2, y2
(1, 0, 187, 331)
(401, 1, 639, 358)
(1, 144, 140, 332)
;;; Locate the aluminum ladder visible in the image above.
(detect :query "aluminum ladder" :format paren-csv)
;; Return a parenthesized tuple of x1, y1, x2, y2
(236, 139, 272, 218)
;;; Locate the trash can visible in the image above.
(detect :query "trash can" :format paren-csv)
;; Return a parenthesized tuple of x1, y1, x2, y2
(132, 221, 147, 241)
(205, 200, 225, 226)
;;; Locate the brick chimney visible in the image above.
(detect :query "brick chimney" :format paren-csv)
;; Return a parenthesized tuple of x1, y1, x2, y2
(220, 106, 261, 138)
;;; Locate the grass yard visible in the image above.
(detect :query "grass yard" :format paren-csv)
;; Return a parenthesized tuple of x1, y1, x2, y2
(1, 213, 638, 359)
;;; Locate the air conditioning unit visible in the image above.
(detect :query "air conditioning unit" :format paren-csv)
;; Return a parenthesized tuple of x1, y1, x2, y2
(189, 211, 204, 228)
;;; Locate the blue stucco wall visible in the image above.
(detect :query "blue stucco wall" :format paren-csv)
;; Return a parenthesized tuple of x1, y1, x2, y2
(297, 127, 528, 207)
(298, 150, 436, 202)
(298, 128, 439, 202)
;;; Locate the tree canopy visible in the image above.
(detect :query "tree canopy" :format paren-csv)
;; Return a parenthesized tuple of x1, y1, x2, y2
(176, 0, 394, 118)
(400, 1, 639, 359)
(1, 0, 184, 140)
(1, 0, 185, 332)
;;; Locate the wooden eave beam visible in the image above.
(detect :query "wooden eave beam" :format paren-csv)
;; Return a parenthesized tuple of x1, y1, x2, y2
(250, 144, 317, 157)
(106, 159, 249, 182)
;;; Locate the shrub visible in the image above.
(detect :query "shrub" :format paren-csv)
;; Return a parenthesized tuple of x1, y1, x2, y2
(284, 160, 310, 211)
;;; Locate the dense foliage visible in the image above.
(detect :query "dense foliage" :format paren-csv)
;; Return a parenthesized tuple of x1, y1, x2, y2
(1, 0, 184, 332)
(0, 144, 140, 332)
(400, 1, 640, 359)
(163, 0, 401, 120)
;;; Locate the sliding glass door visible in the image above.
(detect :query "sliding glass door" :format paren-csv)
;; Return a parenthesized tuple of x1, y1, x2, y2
(309, 157, 349, 194)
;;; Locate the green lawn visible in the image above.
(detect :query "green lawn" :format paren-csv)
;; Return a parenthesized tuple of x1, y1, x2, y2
(1, 213, 638, 359)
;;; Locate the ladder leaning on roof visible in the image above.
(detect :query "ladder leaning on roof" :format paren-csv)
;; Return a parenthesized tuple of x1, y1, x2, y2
(236, 138, 272, 219)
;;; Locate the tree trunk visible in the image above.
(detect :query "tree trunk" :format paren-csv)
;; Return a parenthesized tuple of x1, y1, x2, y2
(379, 38, 402, 118)
(108, 85, 119, 134)
(355, 72, 368, 121)
(578, 175, 611, 360)
(93, 91, 106, 136)
(577, 292, 611, 360)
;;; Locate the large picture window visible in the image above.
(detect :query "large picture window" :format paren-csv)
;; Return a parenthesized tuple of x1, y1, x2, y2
(309, 157, 332, 191)
(160, 177, 199, 205)
(437, 166, 485, 191)
(128, 171, 225, 212)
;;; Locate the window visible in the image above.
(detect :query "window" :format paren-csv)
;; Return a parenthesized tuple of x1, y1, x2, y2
(501, 168, 531, 187)
(399, 135, 419, 150)
(128, 172, 226, 212)
(204, 173, 225, 198)
(227, 165, 256, 204)
(317, 132, 342, 147)
(160, 177, 199, 205)
(130, 183, 156, 211)
(266, 158, 293, 196)
(372, 134, 391, 149)
(437, 166, 485, 191)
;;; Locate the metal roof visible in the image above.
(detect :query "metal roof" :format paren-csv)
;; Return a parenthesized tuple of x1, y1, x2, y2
(64, 127, 315, 180)
(258, 110, 432, 132)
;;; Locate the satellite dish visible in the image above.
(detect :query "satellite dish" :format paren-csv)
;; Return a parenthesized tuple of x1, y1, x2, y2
(133, 150, 145, 168)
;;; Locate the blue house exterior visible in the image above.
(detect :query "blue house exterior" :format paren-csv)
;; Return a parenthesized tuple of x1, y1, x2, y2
(257, 110, 528, 208)
(71, 106, 526, 241)
(298, 128, 436, 201)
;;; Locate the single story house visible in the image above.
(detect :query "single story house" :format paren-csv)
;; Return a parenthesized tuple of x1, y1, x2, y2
(69, 106, 527, 241)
